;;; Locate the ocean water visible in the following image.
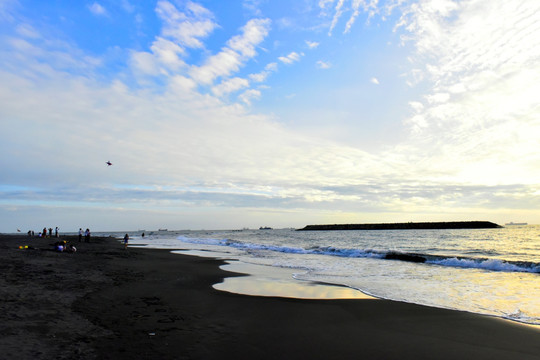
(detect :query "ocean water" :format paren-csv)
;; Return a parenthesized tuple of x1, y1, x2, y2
(119, 225, 540, 326)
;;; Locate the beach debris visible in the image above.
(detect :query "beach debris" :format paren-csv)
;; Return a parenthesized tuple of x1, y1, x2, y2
(106, 161, 113, 166)
(148, 332, 156, 336)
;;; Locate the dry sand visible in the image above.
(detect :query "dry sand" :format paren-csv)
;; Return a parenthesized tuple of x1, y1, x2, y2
(1, 234, 539, 359)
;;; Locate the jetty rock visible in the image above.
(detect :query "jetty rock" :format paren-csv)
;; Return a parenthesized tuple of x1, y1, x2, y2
(297, 221, 502, 231)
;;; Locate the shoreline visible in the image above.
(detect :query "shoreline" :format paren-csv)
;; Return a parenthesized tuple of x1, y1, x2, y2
(1, 234, 539, 359)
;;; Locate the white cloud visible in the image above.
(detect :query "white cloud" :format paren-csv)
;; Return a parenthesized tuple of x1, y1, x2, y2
(190, 18, 271, 85)
(249, 72, 268, 82)
(226, 18, 271, 58)
(243, 0, 263, 16)
(306, 40, 319, 49)
(328, 0, 345, 35)
(426, 92, 449, 104)
(370, 77, 379, 84)
(346, 0, 380, 32)
(156, 0, 217, 49)
(238, 88, 261, 105)
(131, 51, 160, 75)
(150, 37, 186, 71)
(212, 77, 250, 97)
(88, 2, 107, 16)
(190, 48, 244, 85)
(131, 4, 271, 88)
(397, 0, 540, 185)
(249, 62, 277, 82)
(323, 0, 382, 35)
(318, 0, 335, 10)
(265, 62, 278, 72)
(343, 3, 360, 33)
(316, 60, 331, 69)
(130, 1, 217, 78)
(278, 51, 302, 64)
(409, 101, 424, 112)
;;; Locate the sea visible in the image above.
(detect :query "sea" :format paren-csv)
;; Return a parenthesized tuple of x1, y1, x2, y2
(103, 225, 539, 326)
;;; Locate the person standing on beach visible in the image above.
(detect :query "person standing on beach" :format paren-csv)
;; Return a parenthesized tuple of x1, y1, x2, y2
(123, 234, 129, 249)
(48, 228, 53, 238)
(43, 227, 47, 238)
(78, 228, 83, 242)
(84, 228, 91, 242)
(55, 227, 59, 238)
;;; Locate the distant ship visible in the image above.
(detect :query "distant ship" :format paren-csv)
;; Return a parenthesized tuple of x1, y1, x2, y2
(505, 222, 527, 226)
(158, 228, 168, 232)
(259, 226, 272, 230)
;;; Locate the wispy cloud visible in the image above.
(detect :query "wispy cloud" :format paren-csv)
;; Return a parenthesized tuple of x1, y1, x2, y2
(328, 0, 345, 35)
(306, 40, 319, 49)
(324, 0, 382, 35)
(190, 18, 271, 84)
(249, 62, 278, 82)
(243, 0, 264, 16)
(238, 88, 261, 105)
(16, 23, 40, 39)
(316, 60, 331, 69)
(212, 77, 250, 97)
(278, 51, 302, 64)
(88, 2, 108, 16)
(156, 0, 217, 49)
(397, 0, 540, 185)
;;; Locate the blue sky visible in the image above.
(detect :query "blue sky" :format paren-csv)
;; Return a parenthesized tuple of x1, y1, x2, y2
(1, 0, 540, 231)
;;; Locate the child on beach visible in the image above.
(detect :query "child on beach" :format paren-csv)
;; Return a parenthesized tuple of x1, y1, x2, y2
(123, 234, 129, 249)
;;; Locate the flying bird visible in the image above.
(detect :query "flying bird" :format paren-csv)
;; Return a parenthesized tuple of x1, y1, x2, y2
(106, 161, 112, 166)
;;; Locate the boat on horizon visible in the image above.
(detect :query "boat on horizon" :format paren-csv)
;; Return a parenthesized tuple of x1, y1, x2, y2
(158, 228, 168, 232)
(259, 226, 272, 230)
(505, 222, 527, 226)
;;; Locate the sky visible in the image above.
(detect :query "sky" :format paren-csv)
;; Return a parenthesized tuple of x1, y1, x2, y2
(1, 0, 540, 232)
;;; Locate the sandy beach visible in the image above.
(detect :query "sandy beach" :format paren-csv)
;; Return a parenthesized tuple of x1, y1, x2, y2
(1, 234, 539, 360)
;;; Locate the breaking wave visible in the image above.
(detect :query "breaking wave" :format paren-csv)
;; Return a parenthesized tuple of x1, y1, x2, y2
(178, 236, 540, 274)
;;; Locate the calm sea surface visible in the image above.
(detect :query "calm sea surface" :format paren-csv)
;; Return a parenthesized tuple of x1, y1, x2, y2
(109, 225, 540, 326)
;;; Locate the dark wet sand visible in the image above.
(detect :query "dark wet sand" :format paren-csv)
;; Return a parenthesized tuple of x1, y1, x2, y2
(1, 234, 539, 359)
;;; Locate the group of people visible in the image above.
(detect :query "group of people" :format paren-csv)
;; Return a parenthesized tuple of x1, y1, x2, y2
(53, 240, 76, 253)
(78, 228, 91, 242)
(30, 227, 60, 238)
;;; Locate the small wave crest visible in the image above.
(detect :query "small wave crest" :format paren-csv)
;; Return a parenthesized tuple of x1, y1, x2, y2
(427, 257, 540, 273)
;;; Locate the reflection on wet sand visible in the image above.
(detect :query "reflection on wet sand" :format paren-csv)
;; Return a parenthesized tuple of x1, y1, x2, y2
(213, 261, 373, 299)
